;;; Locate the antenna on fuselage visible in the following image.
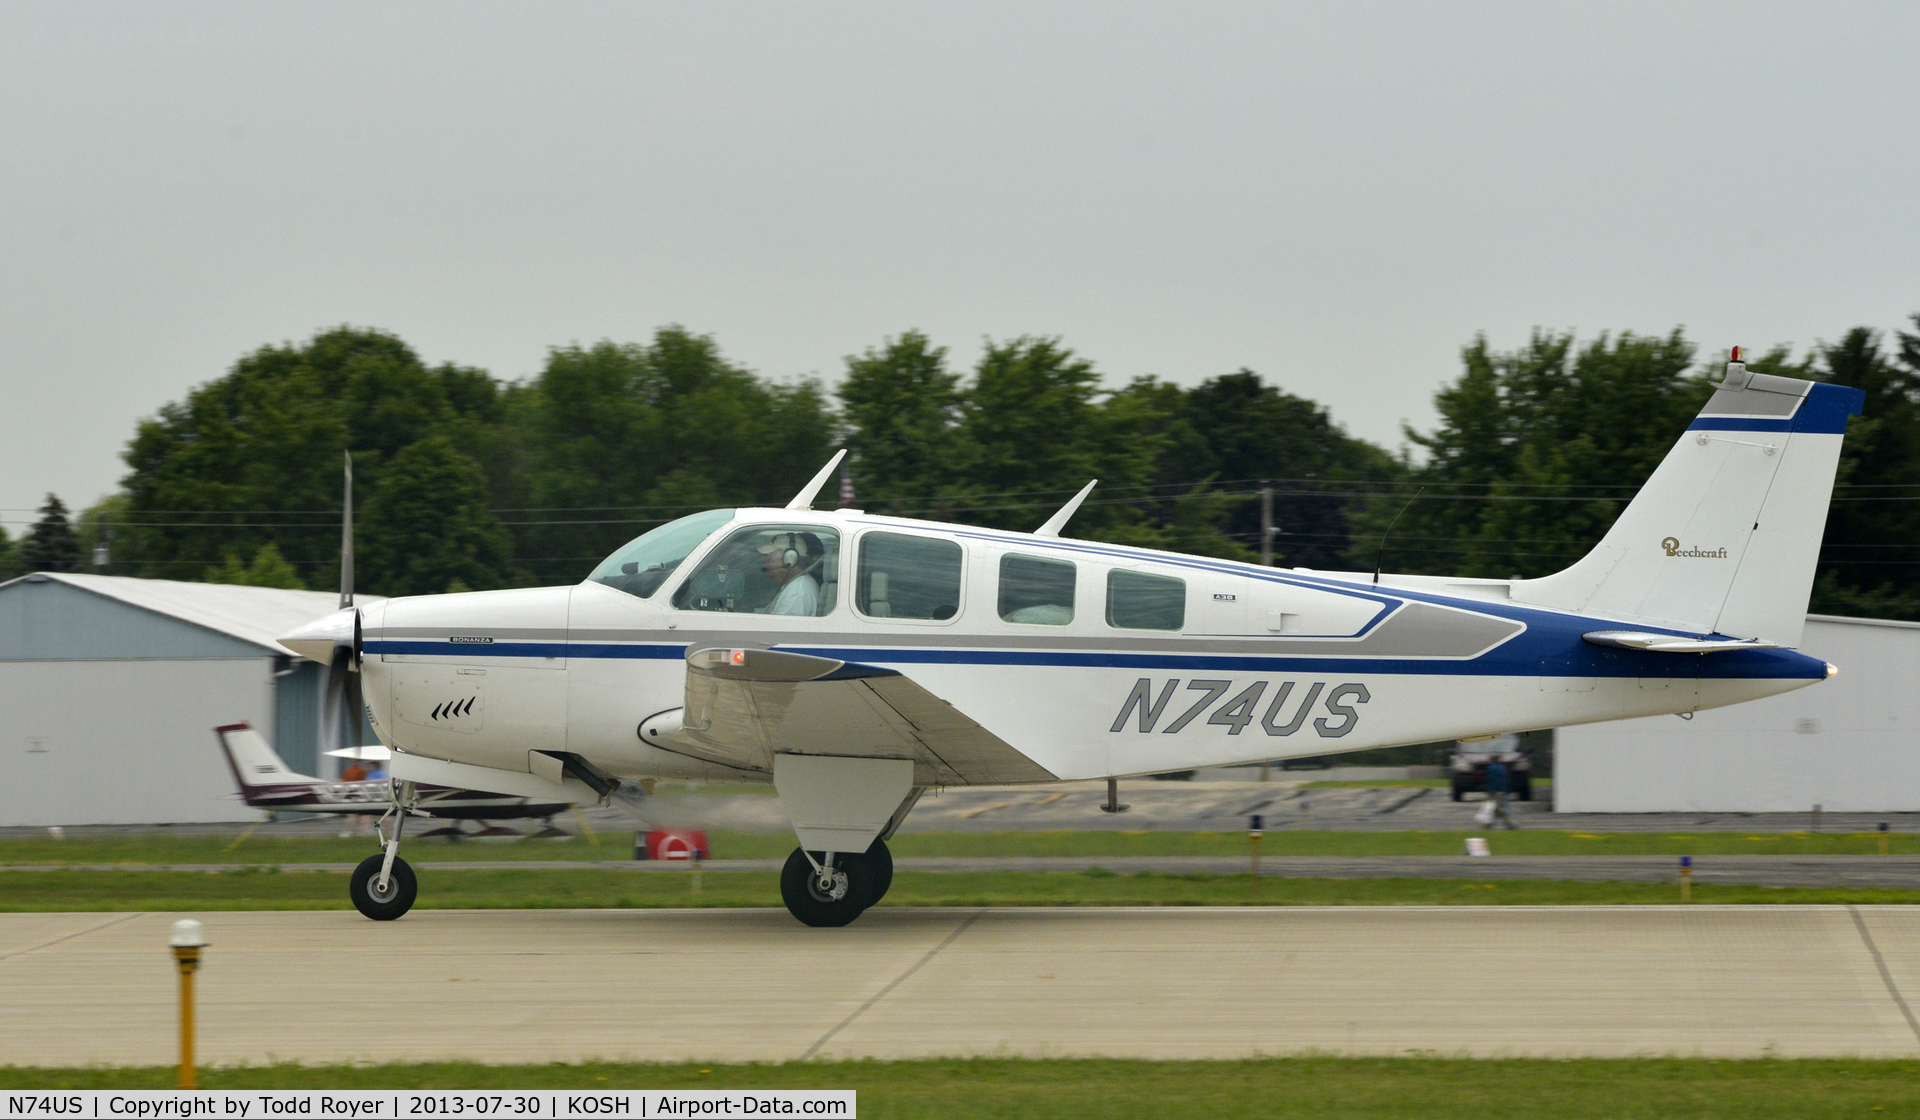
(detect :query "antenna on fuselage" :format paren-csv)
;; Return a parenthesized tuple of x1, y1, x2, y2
(1034, 479, 1097, 537)
(1371, 486, 1424, 585)
(785, 449, 849, 510)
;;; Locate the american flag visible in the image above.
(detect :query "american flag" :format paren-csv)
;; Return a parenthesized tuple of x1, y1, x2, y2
(837, 458, 855, 508)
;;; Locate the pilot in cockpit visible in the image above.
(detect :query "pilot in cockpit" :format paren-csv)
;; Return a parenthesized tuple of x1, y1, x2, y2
(757, 532, 824, 616)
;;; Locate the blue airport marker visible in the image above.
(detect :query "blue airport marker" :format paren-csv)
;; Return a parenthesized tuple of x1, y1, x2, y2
(1679, 854, 1693, 902)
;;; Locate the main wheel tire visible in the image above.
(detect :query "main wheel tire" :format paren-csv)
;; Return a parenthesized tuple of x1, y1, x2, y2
(1515, 777, 1534, 802)
(779, 848, 872, 927)
(350, 853, 417, 921)
(1450, 778, 1467, 802)
(863, 839, 894, 907)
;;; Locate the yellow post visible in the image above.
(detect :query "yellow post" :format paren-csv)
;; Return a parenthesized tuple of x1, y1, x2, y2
(169, 920, 207, 1089)
(1248, 814, 1264, 899)
(571, 807, 598, 847)
(1879, 823, 1890, 856)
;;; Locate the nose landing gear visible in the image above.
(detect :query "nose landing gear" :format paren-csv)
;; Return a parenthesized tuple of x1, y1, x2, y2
(350, 787, 419, 920)
(778, 839, 893, 927)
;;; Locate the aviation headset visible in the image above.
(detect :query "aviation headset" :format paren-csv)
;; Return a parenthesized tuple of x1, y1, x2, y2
(763, 532, 816, 570)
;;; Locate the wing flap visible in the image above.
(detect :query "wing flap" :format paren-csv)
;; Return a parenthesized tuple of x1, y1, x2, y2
(679, 646, 1056, 785)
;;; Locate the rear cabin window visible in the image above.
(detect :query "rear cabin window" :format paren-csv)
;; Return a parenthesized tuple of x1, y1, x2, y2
(1106, 569, 1186, 631)
(998, 554, 1076, 625)
(857, 532, 963, 621)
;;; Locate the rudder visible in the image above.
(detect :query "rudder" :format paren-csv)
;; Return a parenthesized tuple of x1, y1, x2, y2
(1510, 354, 1863, 646)
(215, 722, 321, 794)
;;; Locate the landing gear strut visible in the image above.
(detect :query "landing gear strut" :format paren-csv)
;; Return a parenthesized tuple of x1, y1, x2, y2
(779, 838, 892, 927)
(350, 792, 418, 921)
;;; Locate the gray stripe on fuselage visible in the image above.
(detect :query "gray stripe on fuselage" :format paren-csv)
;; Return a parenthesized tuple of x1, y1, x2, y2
(436, 600, 1524, 660)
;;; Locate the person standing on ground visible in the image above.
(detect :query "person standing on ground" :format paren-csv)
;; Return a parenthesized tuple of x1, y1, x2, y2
(1484, 759, 1519, 830)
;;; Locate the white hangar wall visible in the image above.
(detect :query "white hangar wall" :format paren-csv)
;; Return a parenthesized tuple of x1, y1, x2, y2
(0, 658, 270, 826)
(1555, 615, 1920, 813)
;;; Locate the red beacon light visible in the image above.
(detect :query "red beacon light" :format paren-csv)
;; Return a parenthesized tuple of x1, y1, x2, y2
(1730, 345, 1743, 363)
(729, 648, 747, 666)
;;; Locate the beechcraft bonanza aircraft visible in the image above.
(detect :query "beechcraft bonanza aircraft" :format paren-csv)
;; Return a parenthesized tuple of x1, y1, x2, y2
(282, 351, 1862, 926)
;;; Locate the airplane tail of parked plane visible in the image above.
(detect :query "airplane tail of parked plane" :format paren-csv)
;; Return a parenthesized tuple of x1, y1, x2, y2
(1510, 351, 1865, 647)
(215, 722, 322, 797)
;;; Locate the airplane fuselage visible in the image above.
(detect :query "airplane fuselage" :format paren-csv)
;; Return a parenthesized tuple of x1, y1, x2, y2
(348, 509, 1828, 787)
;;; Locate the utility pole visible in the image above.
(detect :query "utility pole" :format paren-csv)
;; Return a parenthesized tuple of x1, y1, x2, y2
(1259, 483, 1275, 567)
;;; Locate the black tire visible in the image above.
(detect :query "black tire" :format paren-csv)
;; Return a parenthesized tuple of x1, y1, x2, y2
(1450, 777, 1467, 802)
(1515, 777, 1534, 802)
(779, 848, 872, 927)
(350, 853, 417, 921)
(863, 839, 894, 907)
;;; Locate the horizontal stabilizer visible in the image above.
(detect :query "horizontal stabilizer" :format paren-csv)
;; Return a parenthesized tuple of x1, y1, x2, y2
(1582, 630, 1783, 654)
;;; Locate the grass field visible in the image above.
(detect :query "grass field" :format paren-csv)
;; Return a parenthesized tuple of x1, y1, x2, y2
(1, 827, 1915, 866)
(1, 867, 1915, 910)
(3, 1057, 1917, 1117)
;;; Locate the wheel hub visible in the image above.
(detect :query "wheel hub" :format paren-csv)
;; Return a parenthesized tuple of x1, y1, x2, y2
(807, 869, 850, 903)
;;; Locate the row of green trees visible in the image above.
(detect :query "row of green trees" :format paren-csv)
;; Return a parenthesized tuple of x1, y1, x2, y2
(5, 315, 1918, 618)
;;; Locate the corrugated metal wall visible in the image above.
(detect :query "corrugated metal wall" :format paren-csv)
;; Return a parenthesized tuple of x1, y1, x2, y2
(0, 576, 350, 822)
(0, 579, 265, 660)
(0, 659, 270, 825)
(274, 658, 323, 778)
(1556, 617, 1920, 812)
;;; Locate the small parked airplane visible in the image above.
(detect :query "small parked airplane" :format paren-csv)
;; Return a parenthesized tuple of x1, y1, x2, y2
(282, 350, 1862, 926)
(214, 723, 572, 843)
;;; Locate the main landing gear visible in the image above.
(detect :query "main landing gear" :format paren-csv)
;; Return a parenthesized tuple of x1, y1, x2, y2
(350, 795, 418, 921)
(779, 839, 893, 927)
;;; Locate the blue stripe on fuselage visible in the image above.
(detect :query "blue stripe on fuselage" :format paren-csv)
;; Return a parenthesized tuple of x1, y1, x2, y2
(363, 626, 1828, 681)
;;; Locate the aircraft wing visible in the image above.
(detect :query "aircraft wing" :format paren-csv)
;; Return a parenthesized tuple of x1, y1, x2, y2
(667, 646, 1057, 786)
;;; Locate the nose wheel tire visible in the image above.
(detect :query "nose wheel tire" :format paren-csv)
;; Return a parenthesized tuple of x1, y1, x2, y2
(350, 853, 417, 920)
(780, 847, 875, 927)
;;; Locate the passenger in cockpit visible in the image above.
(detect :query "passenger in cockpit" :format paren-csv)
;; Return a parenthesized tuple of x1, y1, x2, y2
(758, 532, 824, 616)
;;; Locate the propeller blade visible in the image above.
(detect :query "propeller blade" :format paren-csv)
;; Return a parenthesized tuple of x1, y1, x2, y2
(340, 452, 355, 610)
(320, 643, 352, 761)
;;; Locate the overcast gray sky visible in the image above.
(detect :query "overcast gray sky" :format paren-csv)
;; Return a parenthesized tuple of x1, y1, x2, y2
(3, 1, 1917, 527)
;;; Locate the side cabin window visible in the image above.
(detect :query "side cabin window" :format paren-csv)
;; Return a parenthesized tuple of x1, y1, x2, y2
(857, 531, 962, 621)
(998, 554, 1075, 625)
(671, 526, 839, 617)
(1106, 569, 1185, 631)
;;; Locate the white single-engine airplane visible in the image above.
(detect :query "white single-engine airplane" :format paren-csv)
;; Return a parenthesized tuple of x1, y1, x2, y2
(283, 351, 1862, 926)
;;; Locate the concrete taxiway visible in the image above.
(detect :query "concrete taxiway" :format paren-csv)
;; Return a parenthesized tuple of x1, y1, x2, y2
(2, 907, 1916, 1066)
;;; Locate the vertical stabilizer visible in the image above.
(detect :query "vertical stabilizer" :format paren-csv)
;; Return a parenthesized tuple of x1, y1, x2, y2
(215, 722, 321, 798)
(1510, 355, 1863, 646)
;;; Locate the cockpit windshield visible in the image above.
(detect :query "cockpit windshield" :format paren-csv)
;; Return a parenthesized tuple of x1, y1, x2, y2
(586, 509, 735, 598)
